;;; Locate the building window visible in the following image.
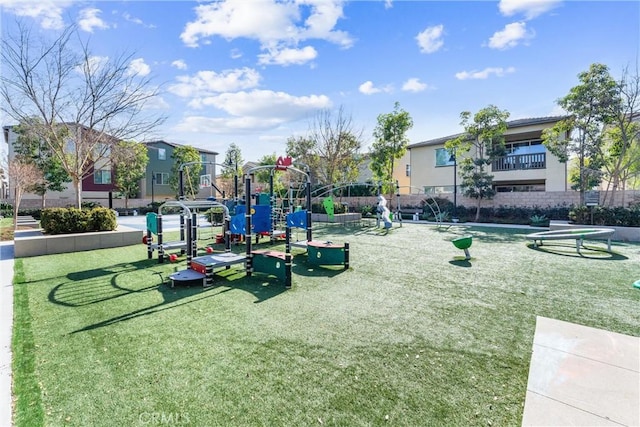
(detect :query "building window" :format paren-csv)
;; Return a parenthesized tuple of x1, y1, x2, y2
(158, 148, 166, 160)
(94, 168, 112, 184)
(154, 172, 169, 185)
(505, 139, 544, 155)
(495, 184, 545, 192)
(435, 148, 456, 167)
(405, 164, 411, 177)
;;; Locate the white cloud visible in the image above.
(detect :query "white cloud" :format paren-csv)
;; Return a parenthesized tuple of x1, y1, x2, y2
(171, 60, 188, 70)
(498, 0, 562, 20)
(488, 22, 534, 49)
(77, 55, 109, 75)
(359, 81, 381, 95)
(168, 68, 262, 98)
(173, 90, 331, 134)
(358, 81, 393, 95)
(128, 58, 151, 77)
(402, 78, 428, 93)
(257, 45, 318, 66)
(174, 115, 284, 133)
(122, 12, 156, 28)
(78, 8, 109, 33)
(416, 24, 444, 54)
(0, 0, 71, 30)
(180, 0, 353, 64)
(190, 90, 331, 118)
(455, 67, 516, 80)
(230, 49, 243, 59)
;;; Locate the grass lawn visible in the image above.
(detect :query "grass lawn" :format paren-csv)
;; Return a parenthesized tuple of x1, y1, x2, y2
(12, 222, 640, 426)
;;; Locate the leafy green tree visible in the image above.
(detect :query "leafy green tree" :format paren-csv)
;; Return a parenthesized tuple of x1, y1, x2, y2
(542, 63, 619, 205)
(370, 102, 413, 196)
(221, 143, 244, 198)
(12, 119, 70, 208)
(286, 135, 320, 182)
(112, 140, 149, 209)
(170, 145, 202, 199)
(445, 105, 510, 221)
(252, 153, 286, 196)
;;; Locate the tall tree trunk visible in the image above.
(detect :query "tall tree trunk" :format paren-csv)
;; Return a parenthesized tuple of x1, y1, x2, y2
(475, 198, 481, 222)
(13, 188, 21, 230)
(73, 177, 82, 209)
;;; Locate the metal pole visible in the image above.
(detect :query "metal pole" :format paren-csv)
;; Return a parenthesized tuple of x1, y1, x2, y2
(451, 151, 457, 217)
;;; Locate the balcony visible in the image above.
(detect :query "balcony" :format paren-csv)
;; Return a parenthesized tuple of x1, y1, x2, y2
(492, 153, 546, 172)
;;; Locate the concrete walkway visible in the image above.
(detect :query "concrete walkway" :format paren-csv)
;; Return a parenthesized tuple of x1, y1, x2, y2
(523, 316, 639, 426)
(0, 240, 14, 427)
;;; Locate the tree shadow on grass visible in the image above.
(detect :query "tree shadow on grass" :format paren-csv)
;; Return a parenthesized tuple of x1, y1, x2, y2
(51, 259, 287, 334)
(68, 270, 287, 334)
(526, 243, 628, 260)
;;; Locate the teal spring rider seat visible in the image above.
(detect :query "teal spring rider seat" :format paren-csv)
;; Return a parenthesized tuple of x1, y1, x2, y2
(452, 235, 473, 260)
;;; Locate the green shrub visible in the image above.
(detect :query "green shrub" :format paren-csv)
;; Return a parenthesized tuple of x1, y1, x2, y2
(569, 205, 640, 227)
(41, 207, 116, 234)
(90, 207, 117, 231)
(205, 207, 226, 224)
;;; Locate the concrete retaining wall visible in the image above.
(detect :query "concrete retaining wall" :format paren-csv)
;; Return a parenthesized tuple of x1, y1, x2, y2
(14, 225, 142, 258)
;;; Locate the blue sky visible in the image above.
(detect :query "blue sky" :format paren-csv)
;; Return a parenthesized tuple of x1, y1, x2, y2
(1, 0, 638, 162)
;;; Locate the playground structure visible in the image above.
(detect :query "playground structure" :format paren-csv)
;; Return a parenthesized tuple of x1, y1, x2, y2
(146, 200, 231, 263)
(311, 182, 445, 229)
(168, 156, 349, 289)
(525, 228, 616, 254)
(452, 235, 473, 260)
(376, 195, 393, 229)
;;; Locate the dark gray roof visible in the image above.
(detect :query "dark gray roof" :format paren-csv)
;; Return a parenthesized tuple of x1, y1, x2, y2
(145, 140, 218, 155)
(408, 115, 567, 149)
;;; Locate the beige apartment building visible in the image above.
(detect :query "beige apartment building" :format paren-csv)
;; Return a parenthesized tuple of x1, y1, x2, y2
(407, 117, 569, 200)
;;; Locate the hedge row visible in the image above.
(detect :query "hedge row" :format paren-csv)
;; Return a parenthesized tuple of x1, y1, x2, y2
(40, 207, 117, 235)
(417, 197, 640, 227)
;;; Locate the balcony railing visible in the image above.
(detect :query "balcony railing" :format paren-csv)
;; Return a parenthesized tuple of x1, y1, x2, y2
(492, 153, 546, 172)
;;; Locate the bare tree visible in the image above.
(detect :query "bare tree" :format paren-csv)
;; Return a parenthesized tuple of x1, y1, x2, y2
(288, 105, 364, 187)
(600, 65, 640, 206)
(8, 159, 43, 229)
(0, 21, 165, 208)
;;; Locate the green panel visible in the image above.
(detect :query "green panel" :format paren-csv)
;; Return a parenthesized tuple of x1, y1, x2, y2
(252, 253, 286, 281)
(146, 213, 158, 235)
(257, 193, 270, 205)
(308, 245, 345, 266)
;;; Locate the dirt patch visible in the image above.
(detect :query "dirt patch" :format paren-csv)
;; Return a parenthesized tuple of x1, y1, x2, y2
(0, 225, 37, 242)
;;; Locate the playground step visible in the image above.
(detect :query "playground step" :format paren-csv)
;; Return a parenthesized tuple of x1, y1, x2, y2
(168, 269, 206, 287)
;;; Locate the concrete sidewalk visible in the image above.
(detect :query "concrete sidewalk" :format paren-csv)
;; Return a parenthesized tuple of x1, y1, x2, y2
(0, 241, 14, 427)
(522, 317, 639, 426)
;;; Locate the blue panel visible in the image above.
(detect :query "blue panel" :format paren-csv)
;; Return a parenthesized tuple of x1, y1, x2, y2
(252, 205, 271, 233)
(286, 210, 307, 229)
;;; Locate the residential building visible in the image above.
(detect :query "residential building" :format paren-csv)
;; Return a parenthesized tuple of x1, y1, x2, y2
(407, 116, 569, 196)
(141, 140, 219, 203)
(3, 124, 119, 207)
